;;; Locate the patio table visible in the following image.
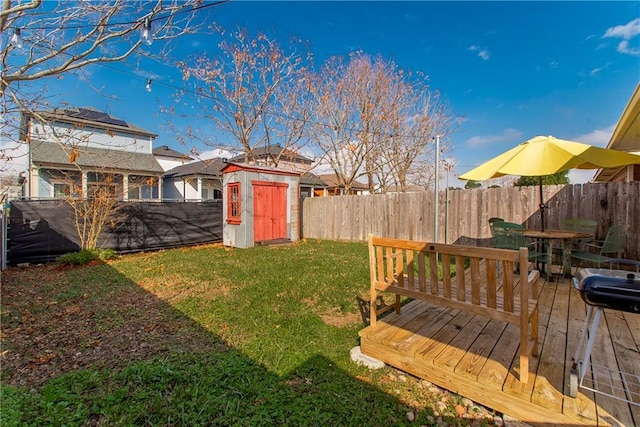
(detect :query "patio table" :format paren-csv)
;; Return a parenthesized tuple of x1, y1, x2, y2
(523, 229, 592, 277)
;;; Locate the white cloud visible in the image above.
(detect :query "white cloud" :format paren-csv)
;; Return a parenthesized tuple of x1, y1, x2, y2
(466, 128, 523, 147)
(197, 148, 236, 160)
(573, 124, 615, 148)
(616, 40, 640, 56)
(603, 18, 640, 40)
(0, 138, 29, 174)
(549, 60, 559, 69)
(568, 169, 596, 184)
(403, 12, 421, 24)
(567, 124, 618, 183)
(603, 18, 640, 56)
(589, 67, 603, 76)
(467, 45, 490, 61)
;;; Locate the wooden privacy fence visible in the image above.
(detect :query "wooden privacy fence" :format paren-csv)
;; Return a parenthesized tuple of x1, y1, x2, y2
(302, 182, 640, 261)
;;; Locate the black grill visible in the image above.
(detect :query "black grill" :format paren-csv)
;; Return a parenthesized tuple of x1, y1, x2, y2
(573, 268, 640, 313)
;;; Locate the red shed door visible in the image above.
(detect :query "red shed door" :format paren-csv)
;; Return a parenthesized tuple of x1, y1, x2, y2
(253, 181, 288, 242)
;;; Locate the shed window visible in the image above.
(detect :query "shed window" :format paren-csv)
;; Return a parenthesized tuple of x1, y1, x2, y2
(227, 182, 241, 224)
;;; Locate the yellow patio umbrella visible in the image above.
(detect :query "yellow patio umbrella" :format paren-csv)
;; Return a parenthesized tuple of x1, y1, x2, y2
(459, 135, 640, 230)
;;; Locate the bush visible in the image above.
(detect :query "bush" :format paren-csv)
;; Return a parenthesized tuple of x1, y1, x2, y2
(56, 249, 118, 266)
(97, 248, 118, 261)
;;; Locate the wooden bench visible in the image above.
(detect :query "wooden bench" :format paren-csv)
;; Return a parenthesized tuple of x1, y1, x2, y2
(366, 234, 541, 383)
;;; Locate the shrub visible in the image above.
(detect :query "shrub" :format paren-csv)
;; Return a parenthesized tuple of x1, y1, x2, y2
(56, 249, 118, 266)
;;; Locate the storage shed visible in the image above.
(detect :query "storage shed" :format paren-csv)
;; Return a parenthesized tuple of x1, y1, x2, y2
(221, 163, 300, 248)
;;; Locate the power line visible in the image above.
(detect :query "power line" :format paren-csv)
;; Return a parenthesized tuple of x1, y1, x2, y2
(10, 1, 230, 31)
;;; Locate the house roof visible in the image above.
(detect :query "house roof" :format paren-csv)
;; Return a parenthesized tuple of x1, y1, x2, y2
(153, 145, 194, 160)
(164, 158, 226, 178)
(594, 84, 640, 182)
(300, 172, 328, 187)
(316, 173, 369, 190)
(21, 107, 157, 139)
(30, 140, 164, 174)
(229, 144, 313, 165)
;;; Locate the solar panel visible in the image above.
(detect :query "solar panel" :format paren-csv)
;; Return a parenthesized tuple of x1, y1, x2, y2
(64, 108, 129, 128)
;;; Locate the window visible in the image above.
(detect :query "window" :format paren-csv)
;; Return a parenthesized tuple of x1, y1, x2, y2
(53, 183, 71, 198)
(201, 188, 209, 200)
(128, 175, 157, 200)
(128, 187, 140, 200)
(87, 172, 121, 199)
(227, 182, 241, 224)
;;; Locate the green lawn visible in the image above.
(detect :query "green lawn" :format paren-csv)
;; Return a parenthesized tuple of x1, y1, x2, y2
(1, 239, 495, 426)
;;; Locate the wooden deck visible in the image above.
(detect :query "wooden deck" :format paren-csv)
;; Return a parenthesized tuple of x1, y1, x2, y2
(359, 274, 640, 426)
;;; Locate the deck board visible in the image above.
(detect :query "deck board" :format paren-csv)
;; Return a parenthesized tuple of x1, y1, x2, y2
(359, 273, 640, 425)
(591, 311, 635, 426)
(563, 282, 597, 423)
(529, 278, 569, 413)
(605, 310, 640, 424)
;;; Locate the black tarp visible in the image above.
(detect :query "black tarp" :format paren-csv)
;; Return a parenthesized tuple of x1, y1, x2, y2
(8, 200, 223, 264)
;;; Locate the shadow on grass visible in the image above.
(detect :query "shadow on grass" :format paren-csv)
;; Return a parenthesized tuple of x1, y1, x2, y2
(1, 261, 426, 425)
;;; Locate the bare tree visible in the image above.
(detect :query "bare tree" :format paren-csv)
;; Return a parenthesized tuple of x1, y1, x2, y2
(375, 88, 459, 193)
(1, 0, 226, 168)
(307, 52, 407, 193)
(57, 172, 120, 250)
(174, 27, 313, 164)
(307, 51, 460, 194)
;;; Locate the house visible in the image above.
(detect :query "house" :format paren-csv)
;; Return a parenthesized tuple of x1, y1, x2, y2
(593, 83, 640, 182)
(21, 107, 164, 200)
(229, 144, 314, 172)
(299, 173, 328, 198)
(229, 144, 327, 197)
(315, 173, 369, 196)
(162, 158, 225, 201)
(153, 145, 194, 172)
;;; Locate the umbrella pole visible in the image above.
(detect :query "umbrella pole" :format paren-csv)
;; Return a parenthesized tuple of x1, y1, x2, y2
(539, 176, 545, 232)
(538, 176, 553, 280)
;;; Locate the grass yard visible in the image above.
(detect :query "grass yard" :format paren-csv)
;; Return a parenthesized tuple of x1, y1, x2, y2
(1, 239, 498, 426)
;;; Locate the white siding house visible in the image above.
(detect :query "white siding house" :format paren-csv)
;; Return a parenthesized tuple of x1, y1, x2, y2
(153, 145, 194, 172)
(20, 107, 164, 200)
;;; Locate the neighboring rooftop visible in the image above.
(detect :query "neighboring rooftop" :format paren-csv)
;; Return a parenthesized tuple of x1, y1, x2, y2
(164, 158, 226, 178)
(300, 172, 328, 187)
(594, 83, 640, 182)
(30, 140, 164, 174)
(21, 107, 158, 139)
(229, 144, 313, 165)
(153, 145, 194, 161)
(316, 173, 369, 190)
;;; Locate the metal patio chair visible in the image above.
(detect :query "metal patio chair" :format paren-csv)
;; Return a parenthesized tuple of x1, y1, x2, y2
(492, 221, 549, 271)
(570, 224, 629, 271)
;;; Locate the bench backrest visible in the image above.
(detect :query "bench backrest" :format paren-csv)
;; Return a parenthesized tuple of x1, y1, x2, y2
(368, 235, 534, 317)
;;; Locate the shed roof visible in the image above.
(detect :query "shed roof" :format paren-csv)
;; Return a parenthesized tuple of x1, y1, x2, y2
(30, 140, 164, 174)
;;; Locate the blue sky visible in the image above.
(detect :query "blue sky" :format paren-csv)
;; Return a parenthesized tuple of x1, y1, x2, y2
(8, 1, 640, 186)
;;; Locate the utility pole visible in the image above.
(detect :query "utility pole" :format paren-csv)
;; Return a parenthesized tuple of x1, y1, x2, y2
(434, 135, 440, 243)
